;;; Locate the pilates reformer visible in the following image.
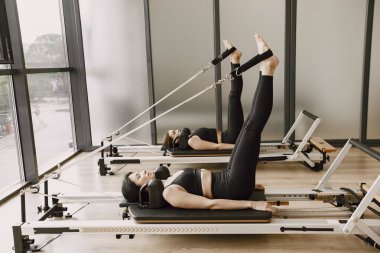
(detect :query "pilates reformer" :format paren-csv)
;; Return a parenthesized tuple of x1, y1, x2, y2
(12, 139, 380, 252)
(98, 110, 336, 175)
(94, 47, 334, 175)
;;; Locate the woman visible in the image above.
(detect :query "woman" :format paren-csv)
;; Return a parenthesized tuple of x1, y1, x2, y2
(163, 40, 244, 151)
(122, 34, 278, 213)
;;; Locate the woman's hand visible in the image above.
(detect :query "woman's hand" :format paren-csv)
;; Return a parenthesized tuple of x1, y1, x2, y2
(255, 184, 265, 191)
(250, 201, 276, 214)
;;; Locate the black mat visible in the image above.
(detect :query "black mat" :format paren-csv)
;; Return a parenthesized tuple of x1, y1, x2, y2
(167, 148, 232, 157)
(122, 191, 272, 223)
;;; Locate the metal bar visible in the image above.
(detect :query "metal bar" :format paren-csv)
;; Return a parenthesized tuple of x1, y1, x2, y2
(363, 139, 380, 147)
(0, 68, 15, 75)
(349, 139, 380, 161)
(344, 176, 380, 234)
(24, 67, 72, 74)
(56, 188, 354, 204)
(301, 110, 319, 121)
(143, 0, 157, 145)
(38, 205, 60, 221)
(360, 0, 375, 143)
(282, 110, 319, 144)
(21, 219, 348, 235)
(12, 224, 24, 253)
(213, 0, 223, 132)
(21, 193, 26, 222)
(0, 0, 13, 63)
(104, 152, 323, 165)
(316, 140, 352, 190)
(291, 118, 320, 160)
(284, 0, 297, 139)
(5, 0, 38, 183)
(43, 180, 49, 211)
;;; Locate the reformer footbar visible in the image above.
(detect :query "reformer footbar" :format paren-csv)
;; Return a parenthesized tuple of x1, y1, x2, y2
(14, 140, 380, 253)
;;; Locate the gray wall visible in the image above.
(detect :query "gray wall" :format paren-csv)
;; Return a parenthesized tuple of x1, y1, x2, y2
(80, 0, 379, 146)
(220, 0, 285, 140)
(149, 0, 215, 143)
(79, 0, 151, 145)
(296, 0, 366, 139)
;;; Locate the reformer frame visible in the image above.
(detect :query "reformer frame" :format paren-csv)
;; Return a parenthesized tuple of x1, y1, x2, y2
(13, 139, 380, 252)
(98, 110, 336, 175)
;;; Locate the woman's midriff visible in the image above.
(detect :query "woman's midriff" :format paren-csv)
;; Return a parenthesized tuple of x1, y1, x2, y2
(200, 169, 213, 199)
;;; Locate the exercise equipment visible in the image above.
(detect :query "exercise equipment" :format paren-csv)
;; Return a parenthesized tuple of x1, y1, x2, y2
(98, 110, 336, 175)
(13, 139, 380, 252)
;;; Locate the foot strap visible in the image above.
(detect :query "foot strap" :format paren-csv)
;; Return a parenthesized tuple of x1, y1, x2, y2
(211, 47, 237, 65)
(230, 49, 273, 79)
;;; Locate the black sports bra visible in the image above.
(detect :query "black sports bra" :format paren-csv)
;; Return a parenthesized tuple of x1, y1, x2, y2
(190, 127, 218, 143)
(167, 168, 203, 196)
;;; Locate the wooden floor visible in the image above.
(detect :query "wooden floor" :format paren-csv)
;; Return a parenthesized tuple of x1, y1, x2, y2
(1, 147, 380, 253)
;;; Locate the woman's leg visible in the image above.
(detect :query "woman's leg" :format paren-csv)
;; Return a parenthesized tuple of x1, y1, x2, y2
(221, 42, 244, 144)
(222, 62, 244, 143)
(222, 35, 279, 199)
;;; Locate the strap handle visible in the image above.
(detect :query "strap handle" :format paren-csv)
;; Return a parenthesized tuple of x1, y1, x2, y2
(211, 47, 236, 65)
(230, 49, 273, 79)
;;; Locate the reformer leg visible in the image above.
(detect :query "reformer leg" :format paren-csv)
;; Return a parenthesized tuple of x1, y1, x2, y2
(12, 223, 38, 253)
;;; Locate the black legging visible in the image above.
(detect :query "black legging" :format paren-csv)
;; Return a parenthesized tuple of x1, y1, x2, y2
(221, 63, 244, 143)
(212, 73, 273, 200)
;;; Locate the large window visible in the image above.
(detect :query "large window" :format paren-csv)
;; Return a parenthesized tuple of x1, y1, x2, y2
(17, 0, 68, 68)
(0, 76, 22, 192)
(17, 0, 74, 174)
(27, 73, 74, 174)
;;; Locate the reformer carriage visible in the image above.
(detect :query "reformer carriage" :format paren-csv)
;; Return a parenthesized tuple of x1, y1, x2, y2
(98, 110, 337, 176)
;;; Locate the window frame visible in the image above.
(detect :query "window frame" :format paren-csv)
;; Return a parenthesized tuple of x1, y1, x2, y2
(0, 0, 13, 64)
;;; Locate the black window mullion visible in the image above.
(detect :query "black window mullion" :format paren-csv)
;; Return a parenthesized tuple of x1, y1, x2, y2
(0, 0, 13, 64)
(360, 0, 375, 143)
(284, 0, 297, 140)
(5, 0, 38, 183)
(62, 0, 92, 150)
(25, 67, 72, 74)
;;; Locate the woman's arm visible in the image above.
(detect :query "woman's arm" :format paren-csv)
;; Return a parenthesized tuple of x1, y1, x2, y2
(188, 136, 234, 150)
(163, 185, 274, 212)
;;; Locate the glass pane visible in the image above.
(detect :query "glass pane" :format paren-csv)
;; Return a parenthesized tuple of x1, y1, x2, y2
(368, 1, 380, 139)
(17, 0, 68, 68)
(0, 75, 22, 193)
(220, 0, 285, 140)
(0, 0, 13, 64)
(0, 65, 10, 70)
(27, 73, 74, 174)
(80, 0, 151, 145)
(296, 0, 366, 139)
(150, 0, 215, 143)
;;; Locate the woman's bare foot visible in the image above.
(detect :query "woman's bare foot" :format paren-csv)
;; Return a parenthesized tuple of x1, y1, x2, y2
(254, 34, 279, 76)
(223, 40, 242, 64)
